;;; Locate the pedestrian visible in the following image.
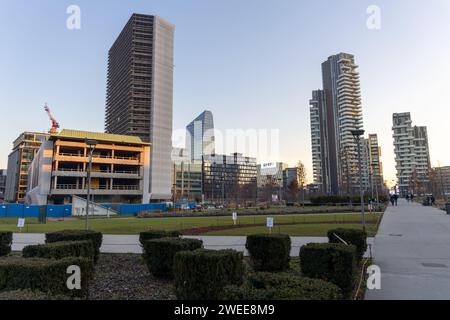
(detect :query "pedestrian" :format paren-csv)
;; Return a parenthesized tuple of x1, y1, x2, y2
(394, 194, 398, 206)
(431, 195, 436, 206)
(406, 194, 410, 202)
(390, 195, 395, 206)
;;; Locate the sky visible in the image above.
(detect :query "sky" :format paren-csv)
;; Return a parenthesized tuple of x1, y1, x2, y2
(0, 0, 449, 185)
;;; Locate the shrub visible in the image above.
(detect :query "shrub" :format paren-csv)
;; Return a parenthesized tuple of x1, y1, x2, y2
(139, 230, 181, 246)
(300, 243, 356, 297)
(0, 232, 12, 257)
(245, 234, 291, 272)
(23, 241, 95, 261)
(142, 237, 203, 278)
(0, 256, 94, 298)
(328, 228, 367, 260)
(174, 249, 244, 300)
(223, 272, 342, 300)
(45, 230, 102, 262)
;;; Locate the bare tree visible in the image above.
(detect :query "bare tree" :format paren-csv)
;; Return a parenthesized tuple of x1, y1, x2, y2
(297, 161, 307, 206)
(287, 179, 299, 203)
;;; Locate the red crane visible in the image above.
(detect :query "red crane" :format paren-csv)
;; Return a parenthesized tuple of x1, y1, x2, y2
(44, 103, 60, 134)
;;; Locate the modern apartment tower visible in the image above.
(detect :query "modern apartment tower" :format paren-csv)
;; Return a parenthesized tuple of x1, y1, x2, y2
(392, 112, 431, 196)
(366, 134, 384, 194)
(186, 110, 215, 161)
(309, 53, 364, 195)
(104, 14, 175, 201)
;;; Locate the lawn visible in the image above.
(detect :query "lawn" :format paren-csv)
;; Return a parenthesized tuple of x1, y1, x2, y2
(0, 212, 380, 236)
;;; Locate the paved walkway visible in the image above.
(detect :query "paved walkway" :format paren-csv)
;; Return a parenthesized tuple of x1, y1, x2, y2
(12, 233, 374, 257)
(366, 199, 450, 300)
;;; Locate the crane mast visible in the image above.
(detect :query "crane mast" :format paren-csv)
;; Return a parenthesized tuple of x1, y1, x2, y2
(44, 103, 60, 134)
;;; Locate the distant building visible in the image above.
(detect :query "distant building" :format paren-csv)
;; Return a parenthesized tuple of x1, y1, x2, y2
(104, 13, 175, 201)
(309, 53, 364, 195)
(257, 162, 288, 202)
(186, 110, 215, 161)
(392, 112, 431, 196)
(432, 166, 450, 196)
(202, 153, 257, 203)
(366, 134, 384, 194)
(5, 132, 49, 203)
(0, 170, 6, 201)
(26, 129, 151, 205)
(283, 167, 299, 190)
(171, 147, 202, 202)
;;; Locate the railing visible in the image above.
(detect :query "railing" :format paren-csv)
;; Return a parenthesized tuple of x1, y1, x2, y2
(56, 168, 139, 174)
(112, 185, 140, 191)
(58, 153, 139, 161)
(55, 184, 140, 191)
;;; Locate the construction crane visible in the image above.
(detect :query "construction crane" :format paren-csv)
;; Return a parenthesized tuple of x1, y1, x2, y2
(44, 103, 60, 134)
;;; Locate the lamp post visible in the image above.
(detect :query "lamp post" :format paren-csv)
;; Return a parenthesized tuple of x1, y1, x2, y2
(85, 139, 98, 230)
(351, 129, 366, 232)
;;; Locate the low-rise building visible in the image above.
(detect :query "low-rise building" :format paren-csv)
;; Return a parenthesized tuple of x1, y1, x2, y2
(202, 153, 257, 203)
(0, 170, 6, 202)
(26, 129, 151, 205)
(5, 132, 49, 203)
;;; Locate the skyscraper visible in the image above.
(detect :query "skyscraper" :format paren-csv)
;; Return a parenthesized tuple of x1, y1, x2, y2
(186, 110, 215, 161)
(392, 112, 431, 196)
(309, 53, 364, 195)
(105, 14, 175, 200)
(366, 134, 384, 194)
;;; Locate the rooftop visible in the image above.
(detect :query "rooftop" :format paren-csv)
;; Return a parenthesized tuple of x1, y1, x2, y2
(52, 129, 150, 145)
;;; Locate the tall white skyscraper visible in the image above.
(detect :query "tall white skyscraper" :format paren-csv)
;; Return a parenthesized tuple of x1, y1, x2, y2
(105, 14, 175, 201)
(186, 110, 215, 161)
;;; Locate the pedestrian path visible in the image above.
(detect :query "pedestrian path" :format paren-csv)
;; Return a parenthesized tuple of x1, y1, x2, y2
(12, 233, 374, 257)
(366, 199, 450, 300)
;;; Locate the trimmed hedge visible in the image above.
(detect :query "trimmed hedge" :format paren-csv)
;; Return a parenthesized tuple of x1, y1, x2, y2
(328, 228, 367, 260)
(174, 249, 244, 300)
(142, 237, 203, 278)
(0, 256, 94, 298)
(223, 272, 342, 300)
(23, 241, 95, 261)
(0, 232, 12, 257)
(139, 230, 181, 246)
(45, 230, 102, 262)
(300, 243, 356, 297)
(245, 234, 291, 271)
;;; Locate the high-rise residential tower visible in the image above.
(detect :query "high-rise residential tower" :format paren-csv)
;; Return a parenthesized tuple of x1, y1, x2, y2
(392, 112, 431, 196)
(366, 134, 384, 194)
(186, 110, 215, 161)
(309, 53, 364, 195)
(104, 14, 175, 200)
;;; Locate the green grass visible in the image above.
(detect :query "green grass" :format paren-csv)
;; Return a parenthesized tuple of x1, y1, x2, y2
(203, 223, 377, 237)
(0, 212, 380, 236)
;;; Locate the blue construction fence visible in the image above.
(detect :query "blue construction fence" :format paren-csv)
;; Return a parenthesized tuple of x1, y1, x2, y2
(0, 202, 197, 218)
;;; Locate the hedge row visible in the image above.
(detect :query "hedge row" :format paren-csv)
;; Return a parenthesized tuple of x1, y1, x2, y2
(300, 243, 356, 297)
(174, 249, 244, 300)
(0, 289, 73, 301)
(23, 241, 95, 261)
(0, 232, 12, 257)
(139, 230, 181, 246)
(142, 237, 203, 278)
(45, 230, 102, 262)
(245, 234, 291, 272)
(223, 272, 342, 300)
(327, 228, 367, 260)
(0, 256, 94, 298)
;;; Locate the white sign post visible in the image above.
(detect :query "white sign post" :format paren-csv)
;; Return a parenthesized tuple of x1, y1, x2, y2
(232, 212, 238, 225)
(267, 217, 274, 234)
(17, 218, 25, 232)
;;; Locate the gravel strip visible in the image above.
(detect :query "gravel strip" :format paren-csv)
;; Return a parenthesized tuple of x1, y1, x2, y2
(89, 253, 175, 300)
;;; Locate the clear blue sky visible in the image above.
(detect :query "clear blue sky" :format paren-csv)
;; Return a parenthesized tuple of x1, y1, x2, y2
(1, 0, 449, 184)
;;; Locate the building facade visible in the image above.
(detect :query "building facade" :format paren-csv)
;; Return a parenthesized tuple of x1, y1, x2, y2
(392, 113, 431, 196)
(104, 13, 175, 201)
(0, 170, 6, 202)
(432, 166, 450, 196)
(366, 134, 384, 194)
(202, 153, 257, 203)
(186, 110, 215, 161)
(5, 132, 49, 203)
(257, 162, 288, 202)
(310, 53, 364, 195)
(26, 129, 151, 205)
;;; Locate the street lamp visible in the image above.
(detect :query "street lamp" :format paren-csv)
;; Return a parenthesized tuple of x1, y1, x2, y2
(350, 129, 366, 232)
(85, 139, 98, 230)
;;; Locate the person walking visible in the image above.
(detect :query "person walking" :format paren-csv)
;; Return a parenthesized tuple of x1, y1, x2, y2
(394, 194, 398, 206)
